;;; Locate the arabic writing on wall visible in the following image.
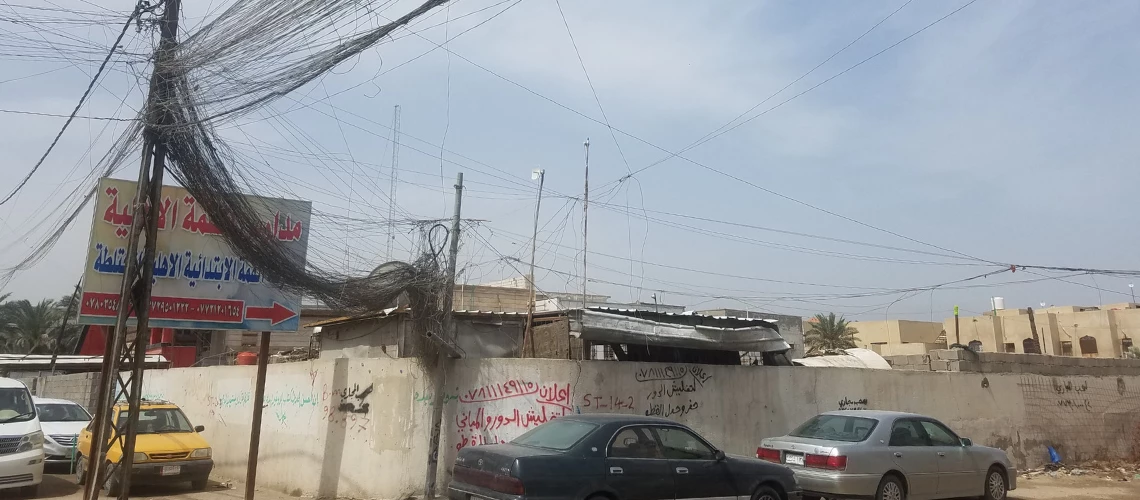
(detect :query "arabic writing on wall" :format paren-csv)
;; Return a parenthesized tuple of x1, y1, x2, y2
(838, 397, 869, 410)
(453, 381, 572, 451)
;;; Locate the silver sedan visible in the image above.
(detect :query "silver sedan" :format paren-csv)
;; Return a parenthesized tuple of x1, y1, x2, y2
(758, 410, 1016, 500)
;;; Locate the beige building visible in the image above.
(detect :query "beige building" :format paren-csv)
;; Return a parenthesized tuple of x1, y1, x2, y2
(848, 320, 946, 356)
(945, 303, 1139, 358)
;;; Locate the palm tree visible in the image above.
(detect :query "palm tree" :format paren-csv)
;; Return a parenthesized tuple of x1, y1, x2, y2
(804, 312, 859, 356)
(0, 295, 83, 355)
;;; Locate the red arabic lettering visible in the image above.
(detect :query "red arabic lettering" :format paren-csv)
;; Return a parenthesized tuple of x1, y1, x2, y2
(156, 196, 177, 231)
(454, 405, 569, 433)
(266, 212, 304, 242)
(181, 196, 222, 235)
(101, 187, 134, 238)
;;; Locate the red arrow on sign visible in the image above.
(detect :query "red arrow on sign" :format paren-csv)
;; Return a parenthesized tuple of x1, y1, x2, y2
(245, 302, 298, 325)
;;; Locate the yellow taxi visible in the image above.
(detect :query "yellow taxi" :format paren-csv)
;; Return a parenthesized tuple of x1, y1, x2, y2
(76, 400, 213, 495)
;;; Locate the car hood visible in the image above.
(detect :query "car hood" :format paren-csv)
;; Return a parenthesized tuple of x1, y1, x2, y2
(134, 432, 209, 453)
(41, 421, 88, 436)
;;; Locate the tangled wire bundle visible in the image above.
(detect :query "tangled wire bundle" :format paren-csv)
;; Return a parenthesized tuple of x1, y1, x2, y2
(4, 0, 458, 335)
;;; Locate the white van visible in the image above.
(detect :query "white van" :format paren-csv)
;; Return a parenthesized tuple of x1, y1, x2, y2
(0, 378, 43, 496)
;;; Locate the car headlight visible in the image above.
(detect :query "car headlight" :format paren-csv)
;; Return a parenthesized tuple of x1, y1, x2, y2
(15, 431, 43, 452)
(134, 452, 148, 463)
(191, 448, 211, 458)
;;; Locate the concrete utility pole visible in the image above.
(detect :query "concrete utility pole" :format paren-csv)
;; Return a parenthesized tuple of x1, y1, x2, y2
(954, 305, 960, 346)
(523, 168, 545, 357)
(425, 173, 463, 498)
(84, 2, 180, 499)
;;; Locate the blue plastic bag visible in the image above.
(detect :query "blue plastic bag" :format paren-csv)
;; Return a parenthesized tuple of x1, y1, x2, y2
(1048, 445, 1061, 464)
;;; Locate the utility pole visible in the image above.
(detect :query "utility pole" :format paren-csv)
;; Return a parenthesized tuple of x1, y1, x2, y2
(953, 305, 960, 346)
(523, 168, 545, 357)
(424, 173, 463, 498)
(245, 331, 272, 500)
(386, 104, 401, 260)
(84, 2, 179, 499)
(580, 139, 589, 360)
(1027, 307, 1041, 354)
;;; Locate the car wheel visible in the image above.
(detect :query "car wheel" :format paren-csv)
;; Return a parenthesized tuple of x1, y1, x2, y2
(191, 478, 209, 491)
(983, 466, 1007, 500)
(75, 455, 87, 485)
(876, 474, 906, 500)
(752, 485, 781, 500)
(103, 462, 121, 497)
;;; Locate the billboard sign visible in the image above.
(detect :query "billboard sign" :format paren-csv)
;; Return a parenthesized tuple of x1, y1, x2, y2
(78, 177, 311, 332)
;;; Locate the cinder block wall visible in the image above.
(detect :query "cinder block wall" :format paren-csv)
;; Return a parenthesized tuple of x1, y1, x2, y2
(23, 372, 101, 410)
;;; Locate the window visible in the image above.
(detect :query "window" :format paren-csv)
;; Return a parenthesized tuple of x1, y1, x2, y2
(512, 419, 597, 451)
(116, 408, 193, 434)
(1079, 336, 1098, 357)
(790, 415, 878, 443)
(1023, 338, 1041, 354)
(36, 403, 91, 422)
(918, 421, 960, 447)
(1123, 337, 1134, 351)
(888, 420, 930, 447)
(609, 426, 660, 458)
(1061, 341, 1073, 356)
(0, 388, 35, 423)
(652, 427, 715, 460)
(1004, 343, 1016, 353)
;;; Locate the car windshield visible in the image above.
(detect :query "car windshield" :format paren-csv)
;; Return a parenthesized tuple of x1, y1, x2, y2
(0, 388, 36, 423)
(790, 414, 878, 442)
(511, 419, 598, 450)
(37, 403, 91, 422)
(117, 408, 194, 434)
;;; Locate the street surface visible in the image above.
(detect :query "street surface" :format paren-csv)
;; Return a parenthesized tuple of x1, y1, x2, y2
(32, 468, 1140, 500)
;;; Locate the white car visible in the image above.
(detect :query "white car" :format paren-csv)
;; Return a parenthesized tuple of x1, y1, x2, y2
(0, 378, 44, 496)
(32, 397, 90, 466)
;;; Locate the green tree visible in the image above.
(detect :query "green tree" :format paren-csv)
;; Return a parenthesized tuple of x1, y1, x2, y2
(0, 293, 83, 354)
(805, 312, 859, 356)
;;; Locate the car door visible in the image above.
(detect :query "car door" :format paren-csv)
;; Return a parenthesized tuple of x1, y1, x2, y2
(605, 426, 674, 500)
(919, 420, 982, 498)
(887, 418, 939, 499)
(651, 425, 736, 500)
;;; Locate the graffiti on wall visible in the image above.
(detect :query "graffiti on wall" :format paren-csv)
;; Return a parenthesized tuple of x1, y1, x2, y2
(454, 381, 572, 451)
(838, 397, 869, 410)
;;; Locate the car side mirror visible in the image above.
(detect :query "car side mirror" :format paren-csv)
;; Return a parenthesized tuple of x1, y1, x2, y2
(714, 450, 726, 462)
(960, 437, 972, 447)
(195, 425, 205, 433)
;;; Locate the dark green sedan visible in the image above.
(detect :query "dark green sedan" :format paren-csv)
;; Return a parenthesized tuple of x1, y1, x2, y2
(449, 414, 801, 500)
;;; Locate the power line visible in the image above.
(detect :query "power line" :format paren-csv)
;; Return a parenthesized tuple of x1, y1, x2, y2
(0, 108, 137, 121)
(0, 3, 140, 206)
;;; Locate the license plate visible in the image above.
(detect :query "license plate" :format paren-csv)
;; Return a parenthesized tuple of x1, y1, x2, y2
(160, 465, 181, 476)
(784, 453, 804, 466)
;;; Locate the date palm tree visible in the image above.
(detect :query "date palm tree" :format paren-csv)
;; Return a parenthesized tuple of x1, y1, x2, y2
(804, 312, 859, 356)
(0, 294, 83, 354)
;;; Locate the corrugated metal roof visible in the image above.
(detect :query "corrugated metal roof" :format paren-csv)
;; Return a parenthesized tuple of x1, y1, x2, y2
(305, 308, 529, 328)
(587, 306, 779, 326)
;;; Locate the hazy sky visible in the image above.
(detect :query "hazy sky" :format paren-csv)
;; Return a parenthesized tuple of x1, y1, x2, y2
(3, 0, 1140, 321)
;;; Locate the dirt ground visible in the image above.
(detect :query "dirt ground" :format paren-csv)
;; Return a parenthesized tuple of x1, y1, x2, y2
(1011, 474, 1140, 500)
(36, 468, 299, 500)
(32, 467, 1140, 500)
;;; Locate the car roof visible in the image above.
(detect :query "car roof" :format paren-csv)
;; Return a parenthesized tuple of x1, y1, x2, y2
(33, 396, 81, 405)
(0, 378, 29, 389)
(821, 410, 928, 420)
(557, 413, 680, 425)
(112, 399, 177, 409)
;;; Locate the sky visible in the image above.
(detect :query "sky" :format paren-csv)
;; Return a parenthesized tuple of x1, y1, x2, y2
(3, 0, 1140, 322)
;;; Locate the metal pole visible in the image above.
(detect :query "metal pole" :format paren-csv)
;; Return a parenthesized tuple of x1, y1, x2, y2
(85, 3, 179, 497)
(425, 173, 463, 498)
(523, 169, 545, 357)
(245, 331, 272, 500)
(954, 305, 960, 346)
(580, 139, 589, 360)
(48, 279, 82, 375)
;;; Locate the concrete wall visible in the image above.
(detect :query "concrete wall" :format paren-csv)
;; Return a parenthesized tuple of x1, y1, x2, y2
(122, 357, 1140, 499)
(851, 320, 943, 349)
(17, 372, 101, 410)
